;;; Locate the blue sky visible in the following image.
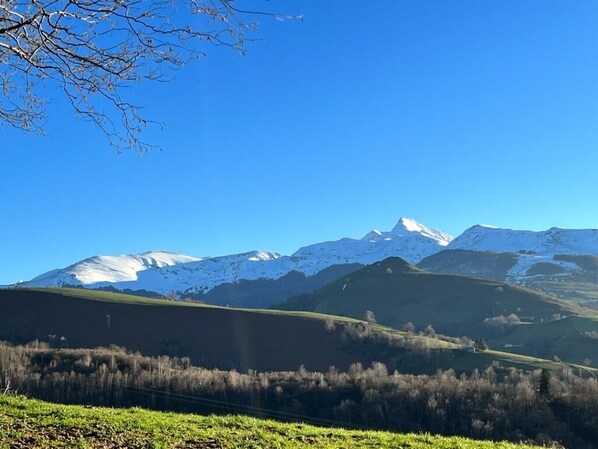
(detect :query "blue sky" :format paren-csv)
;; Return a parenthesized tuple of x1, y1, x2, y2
(2, 0, 598, 284)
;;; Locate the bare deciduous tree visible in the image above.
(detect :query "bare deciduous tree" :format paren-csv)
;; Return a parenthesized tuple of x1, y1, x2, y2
(0, 0, 291, 152)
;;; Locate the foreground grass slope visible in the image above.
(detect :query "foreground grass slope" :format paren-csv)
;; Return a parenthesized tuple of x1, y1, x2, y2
(0, 395, 542, 449)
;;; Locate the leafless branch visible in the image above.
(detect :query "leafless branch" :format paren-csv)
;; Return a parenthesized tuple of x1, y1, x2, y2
(0, 0, 291, 153)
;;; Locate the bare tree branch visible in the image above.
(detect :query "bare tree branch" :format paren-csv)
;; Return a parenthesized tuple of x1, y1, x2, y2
(0, 0, 295, 153)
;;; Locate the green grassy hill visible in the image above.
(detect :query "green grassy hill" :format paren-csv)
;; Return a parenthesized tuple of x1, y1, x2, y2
(517, 278, 598, 310)
(419, 250, 598, 310)
(1, 287, 587, 374)
(276, 257, 586, 335)
(275, 257, 598, 365)
(489, 315, 598, 365)
(0, 287, 373, 372)
(0, 395, 543, 449)
(513, 255, 598, 310)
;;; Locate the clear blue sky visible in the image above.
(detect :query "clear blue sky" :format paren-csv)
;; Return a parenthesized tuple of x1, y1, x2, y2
(2, 1, 598, 284)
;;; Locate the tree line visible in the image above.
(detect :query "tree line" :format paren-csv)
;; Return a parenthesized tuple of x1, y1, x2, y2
(1, 341, 597, 448)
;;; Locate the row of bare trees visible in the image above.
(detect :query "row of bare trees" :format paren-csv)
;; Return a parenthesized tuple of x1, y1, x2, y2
(1, 341, 598, 448)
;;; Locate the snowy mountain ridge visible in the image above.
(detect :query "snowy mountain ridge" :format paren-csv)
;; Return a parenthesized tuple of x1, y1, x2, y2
(448, 225, 598, 255)
(19, 217, 451, 294)
(15, 218, 598, 297)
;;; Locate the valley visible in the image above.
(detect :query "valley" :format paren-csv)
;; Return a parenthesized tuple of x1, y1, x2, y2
(4, 2, 598, 446)
(1, 275, 597, 448)
(2, 218, 598, 448)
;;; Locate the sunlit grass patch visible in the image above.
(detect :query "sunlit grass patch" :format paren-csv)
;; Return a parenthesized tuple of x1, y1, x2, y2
(0, 395, 543, 448)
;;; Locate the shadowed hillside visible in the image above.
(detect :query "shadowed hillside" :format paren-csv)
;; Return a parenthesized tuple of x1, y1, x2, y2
(0, 288, 476, 374)
(0, 288, 374, 372)
(0, 287, 579, 375)
(418, 249, 520, 281)
(419, 250, 598, 310)
(276, 257, 586, 338)
(186, 263, 364, 308)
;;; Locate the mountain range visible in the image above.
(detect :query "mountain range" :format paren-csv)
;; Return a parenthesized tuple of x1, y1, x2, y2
(16, 217, 450, 292)
(10, 217, 598, 308)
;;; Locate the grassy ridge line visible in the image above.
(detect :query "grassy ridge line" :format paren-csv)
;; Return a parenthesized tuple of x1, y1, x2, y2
(17, 287, 365, 321)
(11, 287, 598, 373)
(0, 395, 541, 449)
(16, 287, 456, 350)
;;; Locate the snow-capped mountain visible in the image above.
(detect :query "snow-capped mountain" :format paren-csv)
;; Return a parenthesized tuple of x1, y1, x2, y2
(15, 219, 598, 305)
(111, 251, 294, 294)
(290, 217, 452, 275)
(26, 251, 201, 287)
(420, 224, 598, 309)
(448, 224, 598, 255)
(18, 217, 452, 295)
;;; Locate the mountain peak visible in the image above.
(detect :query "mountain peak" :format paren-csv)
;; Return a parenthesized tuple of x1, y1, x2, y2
(391, 217, 453, 245)
(392, 217, 425, 233)
(362, 229, 383, 241)
(475, 224, 500, 229)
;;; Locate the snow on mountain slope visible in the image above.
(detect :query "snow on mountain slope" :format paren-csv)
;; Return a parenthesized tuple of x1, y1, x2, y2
(392, 217, 453, 243)
(26, 251, 200, 287)
(22, 219, 597, 298)
(290, 217, 452, 275)
(112, 251, 293, 294)
(449, 225, 598, 256)
(504, 254, 578, 283)
(17, 217, 453, 294)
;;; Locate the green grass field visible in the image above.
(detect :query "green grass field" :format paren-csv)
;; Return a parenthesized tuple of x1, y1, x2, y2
(490, 315, 598, 365)
(0, 395, 542, 449)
